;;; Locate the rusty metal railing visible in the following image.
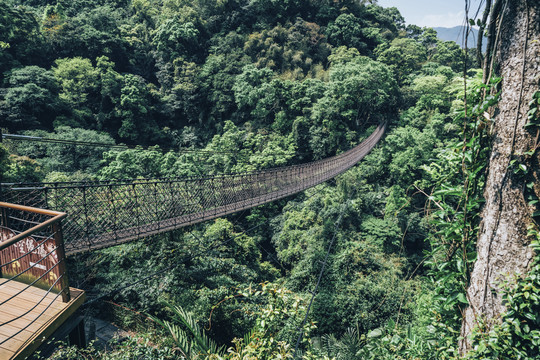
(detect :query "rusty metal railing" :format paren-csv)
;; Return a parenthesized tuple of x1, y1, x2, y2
(0, 202, 71, 349)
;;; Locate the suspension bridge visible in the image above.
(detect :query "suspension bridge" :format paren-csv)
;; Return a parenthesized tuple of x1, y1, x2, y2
(0, 123, 385, 359)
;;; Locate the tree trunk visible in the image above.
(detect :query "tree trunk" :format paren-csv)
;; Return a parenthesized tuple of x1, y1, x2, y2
(459, 0, 540, 354)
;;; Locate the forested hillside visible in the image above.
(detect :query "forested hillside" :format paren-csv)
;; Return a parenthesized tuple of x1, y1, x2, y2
(1, 0, 538, 359)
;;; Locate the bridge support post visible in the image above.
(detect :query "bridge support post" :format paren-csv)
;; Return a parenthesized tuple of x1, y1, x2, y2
(109, 185, 118, 243)
(1, 206, 8, 228)
(68, 317, 86, 348)
(53, 221, 71, 303)
(133, 184, 140, 238)
(154, 182, 160, 233)
(82, 185, 90, 248)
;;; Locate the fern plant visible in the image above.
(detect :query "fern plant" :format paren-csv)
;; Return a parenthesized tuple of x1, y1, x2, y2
(320, 327, 363, 359)
(151, 301, 226, 359)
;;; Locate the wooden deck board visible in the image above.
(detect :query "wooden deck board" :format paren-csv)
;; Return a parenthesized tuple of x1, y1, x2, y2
(0, 281, 64, 299)
(0, 279, 85, 360)
(0, 288, 65, 312)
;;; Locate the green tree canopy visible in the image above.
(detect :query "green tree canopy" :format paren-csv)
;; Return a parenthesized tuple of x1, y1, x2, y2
(1, 66, 63, 131)
(376, 37, 428, 84)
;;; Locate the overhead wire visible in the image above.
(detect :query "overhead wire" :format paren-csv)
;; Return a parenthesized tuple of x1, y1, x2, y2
(293, 179, 356, 358)
(1, 132, 300, 158)
(1, 124, 384, 189)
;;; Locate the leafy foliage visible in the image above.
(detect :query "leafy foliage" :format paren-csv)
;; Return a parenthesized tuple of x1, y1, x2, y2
(419, 76, 500, 358)
(1, 66, 63, 131)
(3, 0, 526, 359)
(466, 230, 540, 359)
(151, 301, 225, 358)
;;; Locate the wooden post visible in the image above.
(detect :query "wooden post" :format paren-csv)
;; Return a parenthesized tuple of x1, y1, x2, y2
(1, 206, 8, 228)
(0, 206, 5, 278)
(69, 317, 87, 348)
(53, 221, 71, 303)
(0, 128, 3, 203)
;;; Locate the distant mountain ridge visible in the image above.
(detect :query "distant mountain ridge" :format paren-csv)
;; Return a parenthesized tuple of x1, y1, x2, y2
(433, 26, 487, 51)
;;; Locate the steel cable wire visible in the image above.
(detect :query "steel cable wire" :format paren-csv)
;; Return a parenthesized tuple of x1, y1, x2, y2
(81, 173, 340, 308)
(0, 124, 386, 354)
(2, 124, 386, 256)
(292, 195, 353, 358)
(1, 133, 299, 157)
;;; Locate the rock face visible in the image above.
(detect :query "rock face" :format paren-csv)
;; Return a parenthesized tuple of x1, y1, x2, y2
(86, 317, 129, 349)
(460, 0, 540, 354)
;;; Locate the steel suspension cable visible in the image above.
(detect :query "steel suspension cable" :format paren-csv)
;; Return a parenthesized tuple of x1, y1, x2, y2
(1, 133, 298, 158)
(293, 185, 356, 358)
(2, 123, 386, 255)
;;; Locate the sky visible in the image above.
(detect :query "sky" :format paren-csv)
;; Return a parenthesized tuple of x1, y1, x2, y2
(377, 0, 485, 28)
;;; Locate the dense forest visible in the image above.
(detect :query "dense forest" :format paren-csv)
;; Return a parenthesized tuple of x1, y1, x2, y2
(0, 0, 539, 359)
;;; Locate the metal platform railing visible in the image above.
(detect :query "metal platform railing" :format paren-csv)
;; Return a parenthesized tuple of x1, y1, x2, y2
(0, 202, 70, 349)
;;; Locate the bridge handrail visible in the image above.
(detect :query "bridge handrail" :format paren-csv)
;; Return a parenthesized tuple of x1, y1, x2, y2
(1, 123, 386, 255)
(0, 202, 75, 355)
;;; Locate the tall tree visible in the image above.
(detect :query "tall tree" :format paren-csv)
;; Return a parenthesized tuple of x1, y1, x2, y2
(460, 0, 540, 353)
(0, 66, 63, 131)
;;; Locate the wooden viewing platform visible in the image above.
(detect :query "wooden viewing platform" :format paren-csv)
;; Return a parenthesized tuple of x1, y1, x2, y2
(0, 279, 85, 360)
(0, 202, 86, 359)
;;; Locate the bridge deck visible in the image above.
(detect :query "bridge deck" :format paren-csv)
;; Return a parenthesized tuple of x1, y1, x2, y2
(0, 279, 85, 360)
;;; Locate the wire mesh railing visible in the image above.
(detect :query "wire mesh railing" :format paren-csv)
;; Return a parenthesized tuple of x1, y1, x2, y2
(1, 123, 386, 255)
(0, 201, 70, 350)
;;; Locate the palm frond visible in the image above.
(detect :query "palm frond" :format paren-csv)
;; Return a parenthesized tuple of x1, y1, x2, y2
(155, 300, 225, 358)
(149, 315, 192, 357)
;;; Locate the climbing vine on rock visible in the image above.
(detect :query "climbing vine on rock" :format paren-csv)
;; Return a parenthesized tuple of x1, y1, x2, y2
(422, 75, 500, 358)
